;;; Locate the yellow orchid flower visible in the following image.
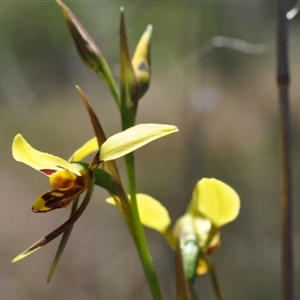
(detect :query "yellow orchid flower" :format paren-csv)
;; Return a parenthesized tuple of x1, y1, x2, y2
(12, 134, 90, 213)
(107, 178, 240, 275)
(11, 123, 178, 264)
(13, 123, 178, 213)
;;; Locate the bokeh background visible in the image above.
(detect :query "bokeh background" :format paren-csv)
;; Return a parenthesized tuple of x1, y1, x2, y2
(1, 1, 300, 299)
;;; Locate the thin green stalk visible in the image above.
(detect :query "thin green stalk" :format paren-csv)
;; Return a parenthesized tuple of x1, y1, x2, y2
(47, 196, 80, 282)
(277, 1, 293, 299)
(202, 254, 222, 300)
(125, 152, 163, 300)
(190, 288, 198, 300)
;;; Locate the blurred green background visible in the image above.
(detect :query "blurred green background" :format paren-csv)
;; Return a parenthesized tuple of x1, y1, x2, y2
(1, 1, 300, 299)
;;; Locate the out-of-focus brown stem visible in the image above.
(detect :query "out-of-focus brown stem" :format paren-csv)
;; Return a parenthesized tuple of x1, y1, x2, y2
(277, 1, 293, 299)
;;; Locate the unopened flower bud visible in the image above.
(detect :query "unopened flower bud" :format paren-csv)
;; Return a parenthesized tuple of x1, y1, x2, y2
(132, 24, 152, 98)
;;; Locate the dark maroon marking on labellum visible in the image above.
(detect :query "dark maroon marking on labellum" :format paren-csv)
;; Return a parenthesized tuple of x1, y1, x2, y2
(40, 169, 57, 175)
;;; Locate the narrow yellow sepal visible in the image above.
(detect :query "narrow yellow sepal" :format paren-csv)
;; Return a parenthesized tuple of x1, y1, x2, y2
(70, 124, 178, 163)
(107, 193, 172, 233)
(190, 178, 240, 227)
(12, 134, 81, 176)
(100, 123, 178, 161)
(69, 137, 98, 162)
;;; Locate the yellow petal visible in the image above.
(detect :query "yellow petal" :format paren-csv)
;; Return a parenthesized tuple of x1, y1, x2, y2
(69, 137, 98, 162)
(12, 134, 81, 176)
(100, 123, 178, 161)
(191, 178, 240, 227)
(106, 193, 172, 233)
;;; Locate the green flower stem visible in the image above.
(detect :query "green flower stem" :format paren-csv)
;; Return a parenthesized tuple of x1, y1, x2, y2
(112, 181, 138, 244)
(125, 152, 163, 300)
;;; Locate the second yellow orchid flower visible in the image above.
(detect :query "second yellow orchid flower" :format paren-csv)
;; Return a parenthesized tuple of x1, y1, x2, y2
(107, 178, 240, 275)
